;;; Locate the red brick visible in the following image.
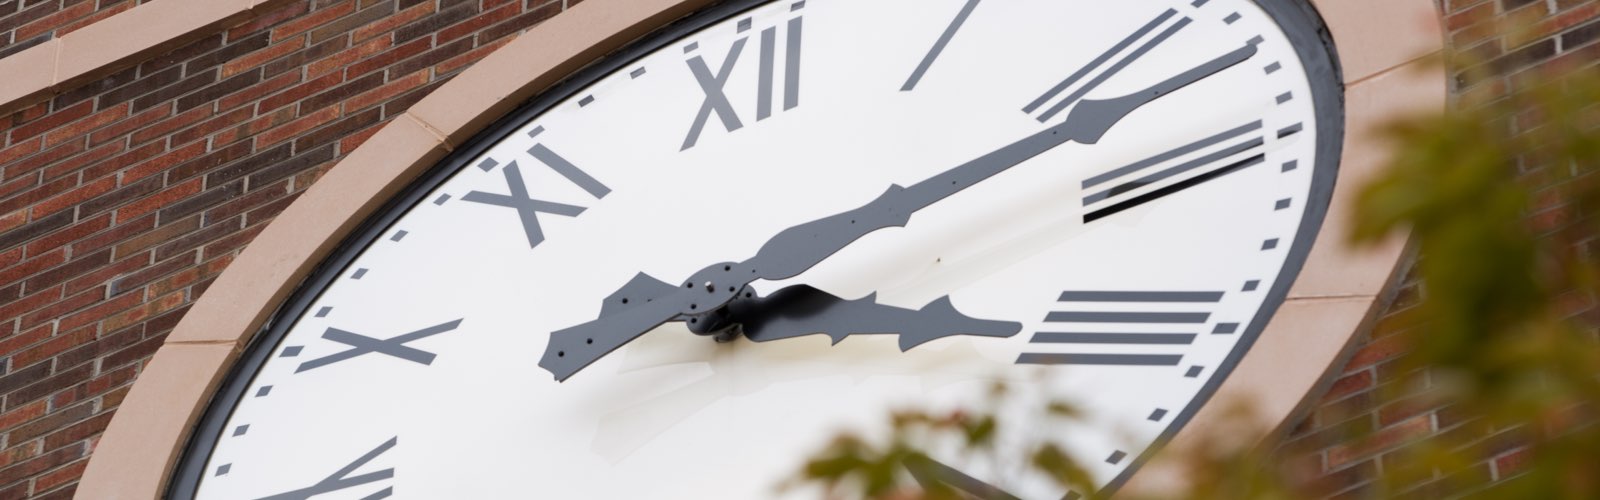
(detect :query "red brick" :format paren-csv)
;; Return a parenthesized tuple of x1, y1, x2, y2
(86, 105, 171, 147)
(1345, 334, 1410, 371)
(127, 105, 213, 146)
(121, 141, 207, 184)
(114, 177, 203, 223)
(41, 140, 126, 182)
(0, 285, 62, 323)
(64, 251, 147, 296)
(203, 222, 270, 259)
(258, 105, 341, 147)
(227, 0, 311, 39)
(0, 137, 43, 166)
(4, 140, 87, 180)
(258, 70, 345, 113)
(170, 107, 254, 146)
(109, 251, 197, 296)
(8, 101, 94, 143)
(351, 0, 436, 43)
(56, 0, 135, 36)
(308, 35, 393, 78)
(338, 122, 385, 153)
(110, 215, 198, 259)
(101, 290, 185, 333)
(0, 400, 47, 433)
(217, 70, 302, 113)
(271, 1, 355, 41)
(0, 324, 54, 362)
(0, 248, 66, 284)
(345, 70, 429, 113)
(436, 36, 512, 75)
(42, 104, 129, 148)
(439, 2, 519, 43)
(346, 36, 431, 78)
(23, 248, 111, 292)
(57, 291, 144, 332)
(222, 38, 308, 78)
(12, 326, 95, 369)
(12, 0, 93, 40)
(18, 285, 105, 332)
(0, 209, 25, 234)
(23, 214, 112, 258)
(32, 458, 88, 492)
(1327, 415, 1434, 469)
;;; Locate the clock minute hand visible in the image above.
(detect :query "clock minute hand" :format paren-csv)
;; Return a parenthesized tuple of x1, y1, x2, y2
(537, 43, 1256, 382)
(740, 41, 1257, 281)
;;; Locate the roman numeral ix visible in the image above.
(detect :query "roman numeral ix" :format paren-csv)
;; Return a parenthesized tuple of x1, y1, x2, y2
(681, 4, 805, 150)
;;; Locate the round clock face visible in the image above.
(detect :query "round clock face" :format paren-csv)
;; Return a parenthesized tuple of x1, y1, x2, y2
(176, 0, 1339, 498)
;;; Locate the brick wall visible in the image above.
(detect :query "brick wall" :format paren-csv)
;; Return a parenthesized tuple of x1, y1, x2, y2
(1278, 0, 1600, 498)
(0, 0, 1594, 498)
(0, 0, 157, 59)
(0, 0, 576, 497)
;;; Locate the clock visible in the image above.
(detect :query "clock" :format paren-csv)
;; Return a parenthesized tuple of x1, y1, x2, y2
(149, 0, 1347, 498)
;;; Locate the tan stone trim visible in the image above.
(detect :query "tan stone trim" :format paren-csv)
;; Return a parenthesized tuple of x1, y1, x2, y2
(0, 0, 293, 117)
(78, 0, 1444, 497)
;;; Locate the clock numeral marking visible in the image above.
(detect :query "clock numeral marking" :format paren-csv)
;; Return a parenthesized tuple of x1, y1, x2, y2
(681, 9, 804, 150)
(1018, 290, 1232, 366)
(1023, 9, 1190, 123)
(900, 0, 981, 92)
(1080, 120, 1268, 223)
(1016, 353, 1183, 366)
(296, 319, 462, 373)
(255, 437, 396, 500)
(463, 144, 611, 249)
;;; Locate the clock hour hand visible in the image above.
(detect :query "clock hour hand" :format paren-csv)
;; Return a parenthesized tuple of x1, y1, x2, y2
(539, 44, 1256, 381)
(727, 285, 1021, 350)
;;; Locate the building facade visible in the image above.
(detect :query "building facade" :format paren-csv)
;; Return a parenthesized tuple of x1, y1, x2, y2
(0, 0, 1591, 497)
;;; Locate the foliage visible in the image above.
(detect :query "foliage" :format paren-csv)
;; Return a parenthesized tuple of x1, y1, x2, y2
(787, 38, 1600, 500)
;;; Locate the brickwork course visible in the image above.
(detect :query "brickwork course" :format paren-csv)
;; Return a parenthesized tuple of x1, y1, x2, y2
(0, 0, 1592, 498)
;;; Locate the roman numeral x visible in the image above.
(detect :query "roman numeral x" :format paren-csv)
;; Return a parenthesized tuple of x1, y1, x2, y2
(296, 319, 462, 373)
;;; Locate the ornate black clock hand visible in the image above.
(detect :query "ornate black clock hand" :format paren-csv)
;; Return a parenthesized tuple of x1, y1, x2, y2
(725, 284, 1021, 350)
(539, 43, 1257, 381)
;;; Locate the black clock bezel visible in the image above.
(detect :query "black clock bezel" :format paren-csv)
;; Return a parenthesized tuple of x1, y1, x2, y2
(166, 0, 1343, 497)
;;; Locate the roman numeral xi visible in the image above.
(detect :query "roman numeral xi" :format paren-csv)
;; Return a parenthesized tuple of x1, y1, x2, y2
(463, 143, 612, 249)
(682, 6, 805, 150)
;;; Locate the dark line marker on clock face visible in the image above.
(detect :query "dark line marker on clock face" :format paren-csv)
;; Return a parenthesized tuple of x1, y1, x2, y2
(233, 425, 249, 437)
(1031, 332, 1197, 345)
(1262, 238, 1279, 250)
(255, 386, 272, 397)
(791, 1, 804, 11)
(1107, 450, 1128, 465)
(1277, 122, 1304, 138)
(1282, 159, 1299, 172)
(1149, 408, 1169, 421)
(1034, 11, 1191, 122)
(1190, 0, 1209, 6)
(1275, 198, 1292, 210)
(432, 194, 450, 206)
(280, 346, 303, 357)
(1185, 366, 1204, 378)
(1265, 61, 1282, 74)
(1058, 290, 1223, 302)
(1212, 322, 1239, 334)
(1243, 280, 1260, 291)
(737, 17, 752, 32)
(578, 95, 595, 107)
(315, 307, 331, 318)
(1045, 311, 1210, 324)
(389, 230, 407, 242)
(1223, 12, 1241, 24)
(477, 158, 498, 172)
(1016, 353, 1183, 366)
(527, 125, 544, 138)
(351, 268, 367, 280)
(901, 0, 980, 91)
(1082, 120, 1261, 189)
(215, 464, 230, 476)
(1083, 154, 1266, 223)
(629, 67, 646, 78)
(1276, 91, 1293, 104)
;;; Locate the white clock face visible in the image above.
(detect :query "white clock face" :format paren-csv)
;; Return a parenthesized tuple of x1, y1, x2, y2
(177, 0, 1339, 498)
